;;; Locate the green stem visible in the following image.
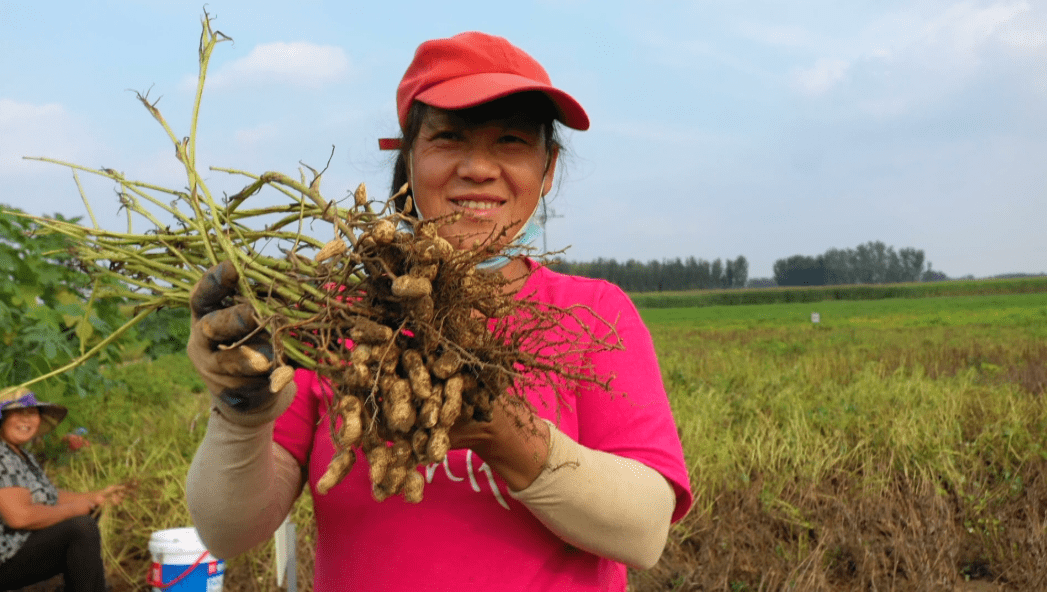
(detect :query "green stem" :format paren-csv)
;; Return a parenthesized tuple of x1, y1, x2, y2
(72, 171, 99, 229)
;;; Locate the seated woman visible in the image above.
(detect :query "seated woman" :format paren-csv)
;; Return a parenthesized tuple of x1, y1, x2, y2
(0, 388, 124, 592)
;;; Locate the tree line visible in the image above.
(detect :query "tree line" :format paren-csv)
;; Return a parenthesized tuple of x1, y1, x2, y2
(772, 241, 942, 286)
(549, 255, 749, 292)
(548, 241, 951, 293)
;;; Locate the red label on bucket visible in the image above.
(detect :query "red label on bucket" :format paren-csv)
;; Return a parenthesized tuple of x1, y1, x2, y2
(147, 551, 217, 590)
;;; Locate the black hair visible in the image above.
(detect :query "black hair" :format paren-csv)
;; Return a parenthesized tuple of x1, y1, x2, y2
(389, 91, 563, 214)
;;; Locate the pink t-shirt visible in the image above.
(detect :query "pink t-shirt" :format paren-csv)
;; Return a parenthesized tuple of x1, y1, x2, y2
(274, 262, 692, 591)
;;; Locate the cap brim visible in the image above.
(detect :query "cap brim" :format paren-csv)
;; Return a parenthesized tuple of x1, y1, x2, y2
(416, 72, 590, 131)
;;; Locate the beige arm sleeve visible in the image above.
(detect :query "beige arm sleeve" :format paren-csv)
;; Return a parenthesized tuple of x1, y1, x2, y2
(508, 421, 677, 570)
(186, 408, 305, 559)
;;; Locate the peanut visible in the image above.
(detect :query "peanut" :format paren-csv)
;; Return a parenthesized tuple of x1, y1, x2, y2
(439, 374, 463, 428)
(403, 470, 424, 504)
(316, 450, 355, 495)
(269, 365, 296, 393)
(392, 275, 432, 298)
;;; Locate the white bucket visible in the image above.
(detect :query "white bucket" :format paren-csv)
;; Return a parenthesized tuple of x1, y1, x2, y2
(147, 527, 224, 592)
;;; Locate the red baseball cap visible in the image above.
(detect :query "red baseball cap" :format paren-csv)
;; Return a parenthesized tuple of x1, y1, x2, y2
(394, 31, 589, 133)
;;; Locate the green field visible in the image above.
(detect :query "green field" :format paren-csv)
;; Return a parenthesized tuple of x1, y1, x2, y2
(38, 289, 1047, 591)
(629, 276, 1047, 309)
(640, 291, 1047, 329)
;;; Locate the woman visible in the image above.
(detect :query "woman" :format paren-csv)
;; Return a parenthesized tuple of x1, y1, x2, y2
(0, 388, 124, 592)
(186, 31, 692, 591)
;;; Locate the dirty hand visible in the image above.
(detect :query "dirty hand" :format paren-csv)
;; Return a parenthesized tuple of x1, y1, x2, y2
(87, 491, 108, 509)
(100, 484, 128, 506)
(448, 398, 550, 492)
(187, 260, 296, 426)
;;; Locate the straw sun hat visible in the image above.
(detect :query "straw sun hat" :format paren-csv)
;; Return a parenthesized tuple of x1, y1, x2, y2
(0, 387, 68, 438)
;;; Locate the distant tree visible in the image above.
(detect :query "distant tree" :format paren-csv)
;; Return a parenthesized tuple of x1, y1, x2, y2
(663, 257, 684, 291)
(732, 255, 749, 288)
(884, 249, 903, 283)
(685, 256, 699, 288)
(774, 254, 827, 286)
(607, 258, 621, 286)
(922, 269, 949, 282)
(922, 262, 949, 282)
(696, 259, 712, 289)
(993, 272, 1047, 279)
(897, 247, 925, 282)
(711, 259, 724, 289)
(823, 247, 855, 285)
(747, 277, 777, 289)
(787, 242, 930, 285)
(853, 241, 889, 283)
(544, 254, 754, 292)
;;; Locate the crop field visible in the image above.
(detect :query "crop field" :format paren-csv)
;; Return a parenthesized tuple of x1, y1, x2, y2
(636, 291, 1047, 591)
(629, 276, 1047, 309)
(33, 289, 1047, 591)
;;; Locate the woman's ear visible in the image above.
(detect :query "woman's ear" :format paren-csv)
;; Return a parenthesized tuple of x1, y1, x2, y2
(542, 147, 559, 196)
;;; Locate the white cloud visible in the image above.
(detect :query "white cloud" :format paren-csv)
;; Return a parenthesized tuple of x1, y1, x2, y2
(737, 21, 816, 49)
(792, 58, 850, 96)
(234, 123, 280, 147)
(0, 99, 63, 128)
(208, 42, 350, 89)
(1000, 26, 1047, 49)
(922, 0, 1030, 58)
(994, 1, 1047, 50)
(787, 1, 1047, 110)
(0, 99, 84, 174)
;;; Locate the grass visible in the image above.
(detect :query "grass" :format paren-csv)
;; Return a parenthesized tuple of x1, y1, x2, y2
(29, 290, 1047, 591)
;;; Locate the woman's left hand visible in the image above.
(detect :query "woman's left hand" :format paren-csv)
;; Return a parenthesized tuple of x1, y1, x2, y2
(87, 484, 127, 510)
(448, 397, 550, 492)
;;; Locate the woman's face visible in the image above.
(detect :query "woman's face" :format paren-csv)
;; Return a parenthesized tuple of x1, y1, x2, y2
(1, 408, 41, 447)
(408, 108, 557, 251)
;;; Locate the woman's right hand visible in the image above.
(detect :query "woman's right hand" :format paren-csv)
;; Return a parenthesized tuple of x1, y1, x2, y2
(187, 260, 296, 427)
(99, 484, 127, 506)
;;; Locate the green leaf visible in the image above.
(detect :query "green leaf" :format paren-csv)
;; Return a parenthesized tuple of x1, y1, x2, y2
(0, 206, 137, 396)
(75, 317, 94, 344)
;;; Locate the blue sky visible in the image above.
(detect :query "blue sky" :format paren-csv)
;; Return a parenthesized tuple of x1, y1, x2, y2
(2, 0, 1045, 280)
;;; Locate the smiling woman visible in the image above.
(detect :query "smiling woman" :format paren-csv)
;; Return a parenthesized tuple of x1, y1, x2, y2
(383, 29, 586, 276)
(0, 388, 125, 592)
(406, 95, 558, 260)
(185, 30, 692, 592)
